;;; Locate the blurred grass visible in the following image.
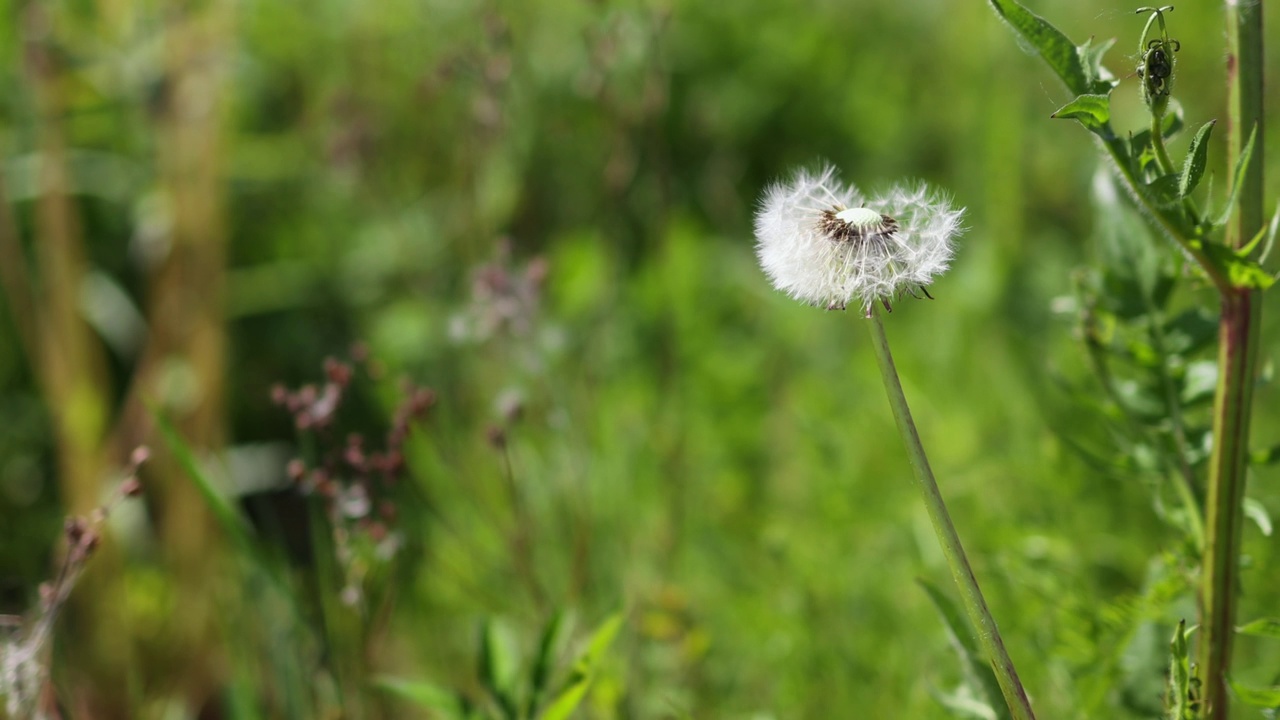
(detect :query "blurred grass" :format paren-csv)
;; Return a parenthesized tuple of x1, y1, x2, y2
(2, 0, 1280, 717)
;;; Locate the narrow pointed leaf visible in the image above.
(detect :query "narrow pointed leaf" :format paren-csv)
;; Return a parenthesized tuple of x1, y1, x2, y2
(528, 611, 571, 714)
(479, 619, 521, 718)
(542, 613, 623, 720)
(1179, 120, 1215, 197)
(1214, 125, 1258, 227)
(1229, 679, 1280, 707)
(373, 676, 465, 717)
(154, 409, 255, 544)
(1240, 200, 1280, 264)
(1244, 498, 1273, 537)
(1237, 618, 1280, 640)
(919, 580, 1013, 720)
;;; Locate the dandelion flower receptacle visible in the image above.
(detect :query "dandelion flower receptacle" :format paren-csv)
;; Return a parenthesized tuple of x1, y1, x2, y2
(754, 165, 964, 315)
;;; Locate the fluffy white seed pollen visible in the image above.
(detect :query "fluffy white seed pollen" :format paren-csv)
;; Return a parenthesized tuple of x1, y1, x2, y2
(754, 164, 965, 313)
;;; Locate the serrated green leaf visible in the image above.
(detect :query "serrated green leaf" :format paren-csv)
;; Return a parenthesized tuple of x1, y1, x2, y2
(987, 0, 1106, 95)
(1214, 125, 1258, 227)
(1238, 618, 1280, 640)
(918, 580, 1013, 720)
(1230, 678, 1280, 707)
(1051, 94, 1112, 137)
(1179, 120, 1216, 197)
(1244, 498, 1273, 537)
(373, 676, 465, 717)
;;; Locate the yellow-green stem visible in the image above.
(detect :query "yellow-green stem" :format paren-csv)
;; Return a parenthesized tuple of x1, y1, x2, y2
(1199, 2, 1265, 718)
(867, 310, 1036, 720)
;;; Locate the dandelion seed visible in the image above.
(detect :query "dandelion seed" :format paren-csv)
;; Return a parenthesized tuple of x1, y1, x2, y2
(754, 164, 964, 315)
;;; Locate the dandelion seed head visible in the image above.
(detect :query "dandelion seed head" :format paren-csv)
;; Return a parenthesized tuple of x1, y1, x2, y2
(754, 164, 964, 313)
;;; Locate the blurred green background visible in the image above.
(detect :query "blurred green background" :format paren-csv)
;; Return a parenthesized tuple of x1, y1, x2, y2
(2, 0, 1280, 717)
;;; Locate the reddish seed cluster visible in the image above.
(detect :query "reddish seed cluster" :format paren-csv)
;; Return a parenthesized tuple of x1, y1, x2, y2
(454, 239, 549, 342)
(271, 351, 435, 604)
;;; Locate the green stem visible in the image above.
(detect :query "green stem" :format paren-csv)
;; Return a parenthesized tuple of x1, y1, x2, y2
(1199, 3, 1265, 717)
(1148, 112, 1203, 228)
(867, 310, 1036, 720)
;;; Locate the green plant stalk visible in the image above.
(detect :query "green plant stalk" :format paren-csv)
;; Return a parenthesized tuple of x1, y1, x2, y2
(1199, 2, 1265, 717)
(867, 310, 1037, 720)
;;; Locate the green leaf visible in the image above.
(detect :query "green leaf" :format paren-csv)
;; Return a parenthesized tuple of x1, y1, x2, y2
(1239, 200, 1280, 263)
(153, 409, 256, 546)
(932, 685, 1000, 719)
(541, 613, 623, 720)
(918, 580, 1012, 720)
(528, 611, 571, 715)
(1146, 174, 1182, 209)
(987, 0, 1106, 95)
(572, 613, 623, 676)
(1244, 498, 1274, 537)
(1229, 678, 1280, 708)
(1261, 200, 1280, 263)
(373, 676, 465, 717)
(1193, 238, 1276, 290)
(479, 619, 522, 719)
(1214, 125, 1258, 227)
(1252, 444, 1280, 465)
(1078, 36, 1119, 91)
(1237, 618, 1280, 640)
(1051, 94, 1112, 137)
(1179, 120, 1215, 198)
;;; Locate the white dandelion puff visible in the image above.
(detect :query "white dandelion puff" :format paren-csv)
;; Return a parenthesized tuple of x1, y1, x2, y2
(754, 164, 965, 315)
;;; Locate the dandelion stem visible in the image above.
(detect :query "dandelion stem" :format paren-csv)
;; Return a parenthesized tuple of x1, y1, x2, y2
(867, 309, 1036, 720)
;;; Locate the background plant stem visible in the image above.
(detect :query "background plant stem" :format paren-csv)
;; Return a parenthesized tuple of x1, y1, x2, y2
(1199, 2, 1265, 718)
(867, 310, 1037, 720)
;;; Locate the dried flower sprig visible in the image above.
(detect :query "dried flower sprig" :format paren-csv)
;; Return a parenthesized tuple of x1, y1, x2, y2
(1, 447, 148, 718)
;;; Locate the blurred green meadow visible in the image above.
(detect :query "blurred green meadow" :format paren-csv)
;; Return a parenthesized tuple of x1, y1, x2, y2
(2, 0, 1280, 717)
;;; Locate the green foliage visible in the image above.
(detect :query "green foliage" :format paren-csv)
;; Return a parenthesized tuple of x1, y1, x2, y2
(1164, 620, 1198, 720)
(2, 1, 1280, 718)
(1178, 121, 1215, 199)
(920, 580, 1012, 720)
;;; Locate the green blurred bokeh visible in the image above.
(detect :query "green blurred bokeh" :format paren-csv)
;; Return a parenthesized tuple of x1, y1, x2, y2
(2, 0, 1279, 717)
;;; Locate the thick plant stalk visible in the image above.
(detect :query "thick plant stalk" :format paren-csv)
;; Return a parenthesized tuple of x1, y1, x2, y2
(1199, 2, 1265, 718)
(867, 311, 1037, 720)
